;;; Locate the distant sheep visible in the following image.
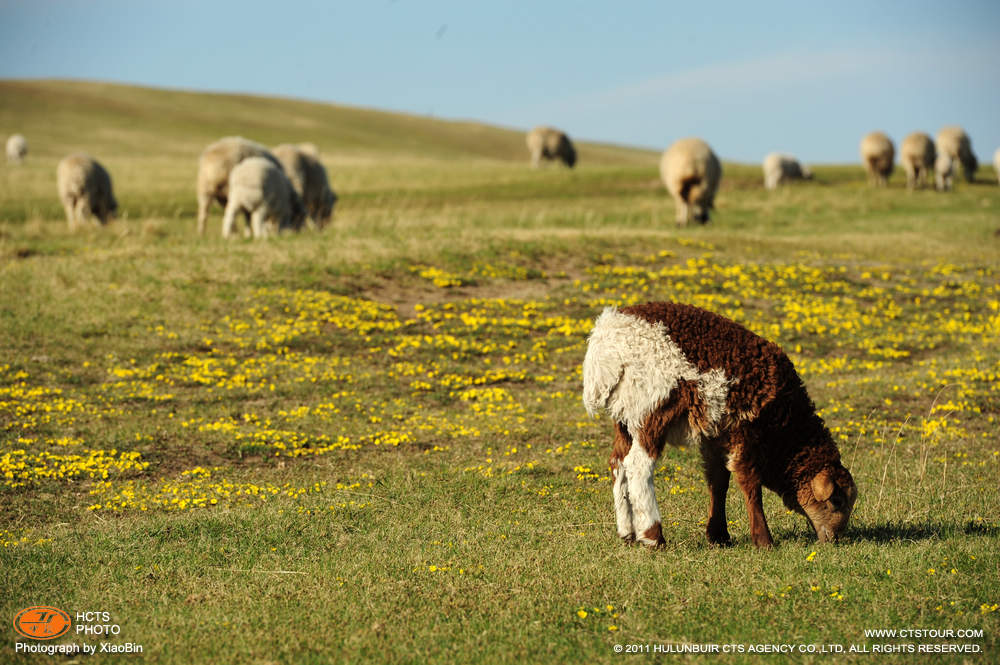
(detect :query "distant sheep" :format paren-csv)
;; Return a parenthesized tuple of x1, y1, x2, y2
(900, 132, 936, 190)
(272, 143, 337, 229)
(6, 134, 27, 164)
(935, 153, 954, 192)
(860, 132, 895, 186)
(660, 138, 722, 225)
(221, 156, 305, 239)
(197, 136, 282, 234)
(994, 148, 1000, 186)
(936, 126, 977, 183)
(762, 153, 812, 190)
(583, 302, 858, 548)
(56, 153, 117, 229)
(526, 126, 577, 168)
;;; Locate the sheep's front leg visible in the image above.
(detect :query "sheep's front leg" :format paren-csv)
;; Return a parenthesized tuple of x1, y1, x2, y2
(622, 436, 664, 547)
(610, 423, 634, 542)
(735, 472, 773, 548)
(699, 439, 733, 546)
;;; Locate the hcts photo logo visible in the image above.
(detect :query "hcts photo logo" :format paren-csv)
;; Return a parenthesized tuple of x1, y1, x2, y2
(12, 607, 72, 640)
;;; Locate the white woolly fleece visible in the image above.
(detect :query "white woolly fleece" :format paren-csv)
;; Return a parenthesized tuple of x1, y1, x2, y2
(582, 307, 732, 437)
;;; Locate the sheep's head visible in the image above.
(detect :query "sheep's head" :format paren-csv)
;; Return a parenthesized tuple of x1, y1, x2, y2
(691, 205, 710, 224)
(563, 145, 577, 168)
(796, 464, 857, 543)
(288, 192, 308, 231)
(316, 189, 338, 227)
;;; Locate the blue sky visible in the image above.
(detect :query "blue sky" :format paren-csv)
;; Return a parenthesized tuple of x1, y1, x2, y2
(1, 0, 998, 163)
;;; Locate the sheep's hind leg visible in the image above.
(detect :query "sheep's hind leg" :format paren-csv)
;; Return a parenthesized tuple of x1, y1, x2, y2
(250, 209, 269, 239)
(611, 423, 635, 542)
(622, 436, 664, 547)
(62, 199, 77, 230)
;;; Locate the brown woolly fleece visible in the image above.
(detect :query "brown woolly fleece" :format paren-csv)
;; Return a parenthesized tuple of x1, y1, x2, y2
(611, 301, 855, 546)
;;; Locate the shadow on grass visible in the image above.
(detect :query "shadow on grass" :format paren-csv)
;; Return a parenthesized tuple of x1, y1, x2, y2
(771, 520, 998, 546)
(848, 520, 998, 544)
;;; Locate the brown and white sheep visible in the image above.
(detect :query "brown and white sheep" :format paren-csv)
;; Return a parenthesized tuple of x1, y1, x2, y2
(221, 156, 305, 239)
(272, 143, 337, 229)
(583, 302, 857, 548)
(936, 126, 977, 183)
(6, 134, 27, 164)
(56, 153, 118, 229)
(860, 132, 895, 186)
(762, 153, 812, 190)
(196, 136, 282, 234)
(660, 138, 722, 225)
(900, 132, 936, 190)
(526, 126, 577, 168)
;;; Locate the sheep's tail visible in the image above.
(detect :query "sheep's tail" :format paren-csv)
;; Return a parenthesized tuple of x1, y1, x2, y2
(679, 175, 703, 203)
(582, 307, 626, 417)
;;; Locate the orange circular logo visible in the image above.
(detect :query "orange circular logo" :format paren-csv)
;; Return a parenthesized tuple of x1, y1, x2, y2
(13, 606, 71, 640)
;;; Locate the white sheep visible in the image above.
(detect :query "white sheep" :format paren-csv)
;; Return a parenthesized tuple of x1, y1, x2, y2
(221, 156, 305, 239)
(762, 153, 812, 190)
(197, 136, 282, 234)
(6, 134, 27, 164)
(56, 154, 117, 229)
(936, 126, 977, 183)
(526, 126, 577, 168)
(900, 132, 936, 190)
(272, 143, 337, 229)
(994, 148, 1000, 186)
(935, 153, 954, 192)
(660, 138, 722, 225)
(860, 132, 895, 186)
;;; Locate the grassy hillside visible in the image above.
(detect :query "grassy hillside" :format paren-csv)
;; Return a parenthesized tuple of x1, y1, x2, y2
(1, 80, 998, 665)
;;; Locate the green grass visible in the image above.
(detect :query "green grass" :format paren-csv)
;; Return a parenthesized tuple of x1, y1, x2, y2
(1, 80, 999, 664)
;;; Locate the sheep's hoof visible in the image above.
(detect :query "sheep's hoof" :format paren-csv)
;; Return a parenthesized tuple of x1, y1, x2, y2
(706, 527, 733, 547)
(619, 534, 636, 545)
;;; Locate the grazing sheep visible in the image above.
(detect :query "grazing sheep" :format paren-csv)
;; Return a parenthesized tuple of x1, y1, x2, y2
(196, 136, 282, 234)
(935, 153, 955, 192)
(660, 138, 722, 225)
(936, 126, 977, 183)
(526, 126, 577, 168)
(583, 302, 858, 548)
(221, 156, 305, 239)
(272, 143, 337, 229)
(860, 132, 895, 186)
(297, 142, 320, 158)
(762, 153, 812, 190)
(6, 134, 27, 164)
(900, 132, 936, 190)
(56, 153, 118, 229)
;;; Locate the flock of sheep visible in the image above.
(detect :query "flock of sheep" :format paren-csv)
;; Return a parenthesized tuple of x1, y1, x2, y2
(5, 135, 337, 237)
(528, 125, 997, 226)
(5, 124, 997, 233)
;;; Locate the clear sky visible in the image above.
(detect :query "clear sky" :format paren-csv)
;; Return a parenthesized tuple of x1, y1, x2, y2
(1, 0, 998, 163)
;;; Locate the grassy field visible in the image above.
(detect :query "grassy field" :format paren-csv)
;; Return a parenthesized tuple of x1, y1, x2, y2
(1, 80, 998, 664)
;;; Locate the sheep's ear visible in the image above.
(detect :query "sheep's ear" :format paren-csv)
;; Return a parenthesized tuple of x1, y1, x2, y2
(811, 470, 834, 503)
